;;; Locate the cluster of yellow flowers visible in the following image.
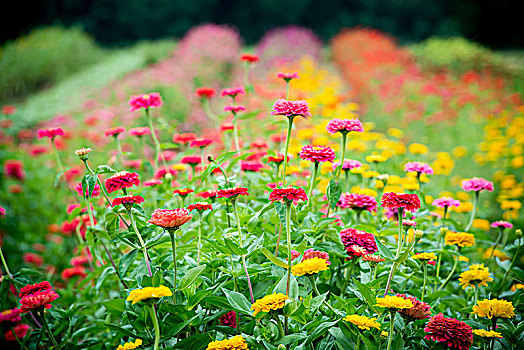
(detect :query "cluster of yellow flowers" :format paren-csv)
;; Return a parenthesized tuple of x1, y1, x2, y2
(126, 286, 172, 304)
(412, 252, 437, 261)
(117, 339, 142, 350)
(472, 299, 516, 319)
(472, 329, 503, 338)
(444, 231, 475, 248)
(251, 293, 289, 316)
(206, 335, 248, 350)
(458, 264, 493, 289)
(375, 296, 413, 310)
(343, 314, 381, 330)
(291, 257, 330, 276)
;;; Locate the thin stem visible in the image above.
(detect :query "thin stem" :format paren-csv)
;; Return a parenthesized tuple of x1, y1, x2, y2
(232, 111, 241, 152)
(148, 305, 161, 350)
(197, 212, 203, 266)
(0, 246, 13, 279)
(280, 116, 295, 187)
(496, 244, 520, 297)
(146, 108, 168, 170)
(168, 230, 178, 294)
(115, 136, 123, 166)
(335, 133, 348, 183)
(487, 228, 504, 265)
(386, 311, 395, 350)
(285, 82, 290, 100)
(128, 209, 153, 277)
(438, 251, 459, 291)
(51, 139, 65, 179)
(233, 202, 254, 303)
(275, 222, 282, 257)
(355, 334, 361, 350)
(41, 310, 60, 350)
(308, 275, 320, 296)
(421, 263, 428, 302)
(276, 315, 285, 338)
(307, 162, 320, 209)
(384, 208, 403, 297)
(284, 201, 292, 334)
(465, 191, 479, 232)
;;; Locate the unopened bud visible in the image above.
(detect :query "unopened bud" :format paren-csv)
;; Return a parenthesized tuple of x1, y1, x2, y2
(75, 147, 92, 160)
(414, 229, 424, 239)
(277, 345, 287, 350)
(516, 229, 522, 238)
(208, 155, 215, 163)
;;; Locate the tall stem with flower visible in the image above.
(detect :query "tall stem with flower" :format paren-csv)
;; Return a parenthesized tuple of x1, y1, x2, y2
(465, 191, 479, 232)
(232, 200, 254, 303)
(280, 115, 295, 187)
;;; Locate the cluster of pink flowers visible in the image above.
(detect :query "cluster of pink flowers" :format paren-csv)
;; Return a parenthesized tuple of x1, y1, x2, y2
(339, 228, 378, 259)
(148, 208, 192, 229)
(404, 161, 434, 175)
(432, 197, 460, 208)
(337, 193, 378, 212)
(381, 192, 421, 212)
(128, 92, 163, 112)
(105, 171, 140, 193)
(461, 177, 494, 192)
(326, 118, 364, 134)
(299, 145, 335, 163)
(269, 187, 307, 204)
(271, 99, 311, 118)
(424, 313, 473, 350)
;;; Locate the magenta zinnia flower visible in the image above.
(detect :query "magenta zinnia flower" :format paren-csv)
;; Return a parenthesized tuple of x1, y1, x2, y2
(112, 195, 145, 208)
(105, 171, 140, 193)
(271, 99, 311, 119)
(277, 72, 299, 81)
(221, 86, 246, 98)
(404, 161, 434, 175)
(188, 203, 213, 212)
(432, 197, 460, 208)
(0, 308, 21, 324)
(424, 313, 473, 350)
(217, 187, 249, 200)
(148, 208, 192, 229)
(190, 138, 213, 148)
(224, 105, 246, 113)
(299, 145, 335, 163)
(129, 127, 151, 137)
(219, 311, 238, 328)
(74, 182, 101, 198)
(332, 159, 362, 171)
(269, 187, 308, 204)
(338, 193, 377, 212)
(381, 192, 421, 212)
(181, 155, 202, 165)
(461, 177, 494, 192)
(491, 220, 513, 229)
(340, 228, 378, 259)
(241, 160, 264, 172)
(326, 118, 364, 134)
(19, 288, 59, 313)
(37, 127, 64, 140)
(128, 92, 163, 112)
(104, 126, 125, 137)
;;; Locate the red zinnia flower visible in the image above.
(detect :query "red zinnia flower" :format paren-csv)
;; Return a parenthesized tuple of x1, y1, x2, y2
(129, 127, 151, 137)
(70, 255, 91, 266)
(241, 160, 264, 172)
(173, 133, 197, 144)
(174, 188, 194, 196)
(198, 190, 218, 200)
(148, 208, 192, 229)
(190, 138, 213, 148)
(424, 313, 473, 350)
(181, 155, 202, 165)
(269, 187, 307, 204)
(1, 105, 16, 115)
(105, 171, 140, 193)
(396, 294, 431, 320)
(37, 127, 64, 139)
(104, 126, 125, 137)
(0, 308, 21, 324)
(241, 54, 259, 63)
(299, 145, 335, 163)
(267, 155, 285, 164)
(220, 122, 234, 132)
(326, 118, 364, 134)
(19, 281, 52, 298)
(128, 92, 163, 112)
(188, 203, 213, 212)
(4, 160, 25, 181)
(340, 228, 378, 259)
(217, 187, 249, 200)
(5, 324, 30, 342)
(61, 266, 88, 280)
(224, 105, 246, 113)
(22, 253, 43, 266)
(277, 72, 299, 81)
(112, 195, 145, 208)
(20, 289, 59, 313)
(271, 99, 311, 119)
(250, 139, 268, 149)
(219, 311, 238, 328)
(381, 192, 421, 212)
(221, 86, 246, 98)
(338, 193, 377, 212)
(196, 87, 215, 99)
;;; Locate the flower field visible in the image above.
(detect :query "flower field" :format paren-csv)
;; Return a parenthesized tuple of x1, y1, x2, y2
(0, 25, 522, 350)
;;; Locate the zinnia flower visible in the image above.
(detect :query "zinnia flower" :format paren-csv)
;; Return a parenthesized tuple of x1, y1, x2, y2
(271, 99, 311, 119)
(129, 127, 151, 137)
(188, 203, 213, 212)
(396, 294, 431, 320)
(148, 209, 192, 229)
(37, 127, 64, 139)
(126, 286, 172, 304)
(221, 86, 246, 98)
(117, 339, 143, 350)
(74, 182, 101, 198)
(241, 53, 259, 63)
(459, 264, 493, 289)
(104, 126, 125, 137)
(404, 162, 434, 175)
(326, 118, 364, 134)
(217, 187, 249, 201)
(173, 133, 197, 144)
(375, 295, 413, 310)
(219, 311, 237, 328)
(302, 249, 330, 264)
(251, 293, 289, 316)
(224, 105, 246, 113)
(19, 281, 52, 298)
(4, 160, 25, 181)
(0, 308, 21, 324)
(268, 187, 307, 204)
(196, 87, 215, 99)
(299, 145, 335, 163)
(361, 254, 385, 267)
(181, 155, 202, 165)
(472, 299, 515, 319)
(105, 171, 140, 193)
(343, 314, 380, 330)
(4, 324, 30, 342)
(472, 329, 502, 338)
(461, 177, 494, 192)
(340, 228, 378, 259)
(241, 160, 264, 172)
(491, 221, 513, 229)
(173, 188, 194, 197)
(19, 289, 59, 313)
(267, 155, 285, 164)
(412, 252, 437, 261)
(291, 257, 330, 276)
(444, 231, 475, 248)
(432, 197, 460, 209)
(112, 195, 145, 209)
(337, 193, 377, 212)
(424, 313, 473, 350)
(206, 335, 248, 350)
(128, 92, 163, 112)
(277, 72, 299, 81)
(191, 138, 213, 148)
(61, 266, 88, 280)
(332, 159, 362, 171)
(381, 192, 421, 212)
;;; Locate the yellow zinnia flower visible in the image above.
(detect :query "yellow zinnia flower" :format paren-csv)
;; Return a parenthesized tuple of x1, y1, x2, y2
(472, 299, 515, 319)
(366, 155, 387, 163)
(510, 283, 524, 292)
(117, 339, 142, 350)
(472, 219, 490, 231)
(206, 335, 248, 350)
(343, 314, 381, 330)
(481, 248, 509, 261)
(251, 293, 289, 316)
(472, 329, 503, 338)
(444, 232, 475, 248)
(375, 296, 413, 310)
(458, 264, 493, 289)
(126, 286, 172, 305)
(412, 252, 437, 261)
(291, 257, 329, 276)
(408, 143, 428, 154)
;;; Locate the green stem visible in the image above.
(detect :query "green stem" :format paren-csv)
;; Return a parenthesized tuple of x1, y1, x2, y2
(496, 244, 520, 297)
(148, 305, 161, 350)
(335, 133, 348, 182)
(438, 251, 459, 291)
(233, 202, 254, 303)
(232, 111, 241, 152)
(308, 275, 320, 296)
(146, 108, 168, 170)
(307, 162, 320, 209)
(384, 208, 403, 297)
(128, 209, 152, 277)
(41, 310, 60, 349)
(465, 191, 479, 232)
(284, 201, 292, 334)
(115, 136, 123, 166)
(280, 116, 295, 187)
(355, 334, 361, 350)
(169, 230, 178, 294)
(197, 212, 203, 266)
(51, 139, 64, 182)
(0, 246, 13, 280)
(421, 263, 428, 302)
(487, 228, 504, 265)
(386, 311, 395, 350)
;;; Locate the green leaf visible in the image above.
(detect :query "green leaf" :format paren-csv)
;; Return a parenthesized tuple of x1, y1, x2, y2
(200, 163, 218, 182)
(224, 238, 248, 256)
(352, 278, 379, 313)
(204, 239, 230, 255)
(101, 299, 125, 316)
(187, 290, 212, 310)
(216, 151, 239, 165)
(119, 249, 138, 277)
(274, 201, 286, 227)
(260, 247, 289, 269)
(105, 213, 119, 236)
(248, 202, 274, 229)
(177, 265, 206, 291)
(327, 180, 342, 210)
(162, 314, 199, 340)
(328, 328, 354, 350)
(95, 165, 116, 174)
(106, 324, 138, 339)
(274, 272, 299, 300)
(222, 288, 252, 314)
(306, 320, 339, 344)
(375, 237, 395, 260)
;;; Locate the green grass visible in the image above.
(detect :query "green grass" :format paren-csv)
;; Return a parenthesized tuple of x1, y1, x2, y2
(11, 40, 176, 130)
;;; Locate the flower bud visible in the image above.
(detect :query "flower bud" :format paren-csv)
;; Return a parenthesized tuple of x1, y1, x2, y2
(516, 229, 522, 238)
(75, 147, 92, 161)
(414, 229, 424, 239)
(277, 345, 287, 350)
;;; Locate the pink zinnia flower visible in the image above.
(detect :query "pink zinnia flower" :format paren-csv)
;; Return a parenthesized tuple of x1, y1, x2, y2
(148, 208, 192, 229)
(241, 54, 259, 63)
(291, 250, 301, 260)
(196, 87, 215, 99)
(271, 99, 311, 119)
(129, 127, 151, 137)
(269, 187, 308, 204)
(37, 127, 64, 139)
(332, 159, 362, 171)
(128, 92, 163, 112)
(19, 289, 59, 313)
(241, 160, 264, 172)
(277, 72, 299, 81)
(173, 133, 197, 144)
(424, 313, 473, 350)
(104, 126, 125, 137)
(491, 221, 513, 229)
(181, 155, 202, 165)
(19, 281, 52, 298)
(326, 118, 364, 134)
(154, 167, 178, 179)
(23, 252, 43, 266)
(219, 311, 238, 328)
(461, 177, 494, 192)
(299, 145, 335, 163)
(198, 190, 218, 200)
(112, 195, 145, 208)
(217, 187, 249, 200)
(381, 192, 421, 212)
(338, 193, 377, 212)
(432, 197, 460, 208)
(224, 105, 246, 113)
(303, 249, 331, 264)
(0, 308, 21, 324)
(4, 160, 25, 181)
(190, 138, 213, 148)
(251, 139, 268, 149)
(404, 161, 434, 175)
(340, 228, 378, 259)
(221, 86, 246, 98)
(143, 179, 163, 187)
(105, 171, 140, 193)
(74, 182, 101, 198)
(5, 324, 30, 342)
(396, 294, 431, 320)
(188, 202, 213, 212)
